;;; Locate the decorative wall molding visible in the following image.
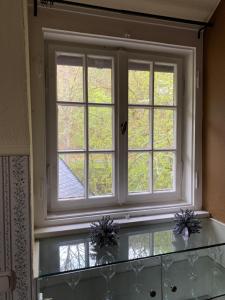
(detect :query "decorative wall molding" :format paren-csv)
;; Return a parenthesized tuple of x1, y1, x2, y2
(0, 156, 32, 300)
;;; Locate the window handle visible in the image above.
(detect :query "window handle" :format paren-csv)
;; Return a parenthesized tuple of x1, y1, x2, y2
(121, 121, 127, 135)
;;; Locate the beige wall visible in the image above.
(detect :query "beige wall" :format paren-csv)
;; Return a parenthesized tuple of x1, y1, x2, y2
(203, 1, 225, 221)
(0, 0, 30, 154)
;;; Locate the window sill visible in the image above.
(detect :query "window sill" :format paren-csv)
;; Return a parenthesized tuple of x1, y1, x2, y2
(35, 210, 209, 239)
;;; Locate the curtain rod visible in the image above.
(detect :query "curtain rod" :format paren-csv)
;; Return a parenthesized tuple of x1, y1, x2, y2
(35, 0, 212, 38)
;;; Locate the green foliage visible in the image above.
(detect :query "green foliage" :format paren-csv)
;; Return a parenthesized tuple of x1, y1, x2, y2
(128, 108, 151, 149)
(57, 65, 83, 102)
(128, 152, 150, 193)
(129, 69, 150, 104)
(57, 60, 176, 198)
(154, 71, 174, 105)
(88, 65, 112, 103)
(89, 154, 112, 196)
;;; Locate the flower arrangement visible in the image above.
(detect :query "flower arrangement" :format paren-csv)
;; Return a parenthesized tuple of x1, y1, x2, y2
(90, 216, 120, 248)
(173, 209, 201, 239)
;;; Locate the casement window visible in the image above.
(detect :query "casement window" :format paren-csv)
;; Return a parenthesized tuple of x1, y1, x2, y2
(46, 40, 196, 217)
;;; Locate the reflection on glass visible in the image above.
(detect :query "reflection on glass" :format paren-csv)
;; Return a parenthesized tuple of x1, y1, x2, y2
(187, 251, 199, 298)
(66, 272, 81, 291)
(59, 243, 85, 272)
(57, 55, 84, 102)
(58, 154, 85, 200)
(58, 105, 85, 151)
(88, 57, 112, 103)
(162, 254, 175, 297)
(130, 259, 145, 295)
(128, 152, 151, 194)
(100, 265, 116, 300)
(129, 233, 152, 259)
(153, 152, 175, 192)
(154, 231, 173, 255)
(162, 255, 174, 272)
(154, 64, 175, 106)
(209, 246, 224, 297)
(128, 61, 151, 105)
(154, 109, 176, 150)
(89, 106, 113, 150)
(128, 108, 151, 150)
(89, 153, 113, 197)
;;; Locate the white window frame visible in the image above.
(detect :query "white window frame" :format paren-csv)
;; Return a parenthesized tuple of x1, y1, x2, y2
(46, 41, 185, 214)
(47, 44, 118, 212)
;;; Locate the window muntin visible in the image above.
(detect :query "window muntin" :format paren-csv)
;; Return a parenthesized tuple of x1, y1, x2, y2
(48, 46, 182, 211)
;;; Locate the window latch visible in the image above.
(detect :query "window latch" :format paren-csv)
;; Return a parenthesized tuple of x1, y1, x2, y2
(121, 121, 127, 135)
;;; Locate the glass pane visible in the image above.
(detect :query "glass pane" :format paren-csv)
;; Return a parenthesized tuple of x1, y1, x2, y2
(88, 57, 112, 103)
(59, 243, 86, 272)
(154, 64, 175, 106)
(129, 233, 152, 259)
(128, 61, 151, 105)
(162, 246, 225, 300)
(89, 153, 113, 197)
(58, 105, 85, 151)
(153, 152, 175, 192)
(57, 55, 83, 102)
(58, 154, 85, 199)
(154, 231, 173, 255)
(89, 106, 113, 150)
(128, 108, 151, 150)
(128, 152, 151, 194)
(154, 109, 176, 150)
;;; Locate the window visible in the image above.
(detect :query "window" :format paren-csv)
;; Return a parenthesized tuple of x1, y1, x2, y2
(128, 61, 177, 194)
(45, 39, 196, 219)
(56, 54, 115, 199)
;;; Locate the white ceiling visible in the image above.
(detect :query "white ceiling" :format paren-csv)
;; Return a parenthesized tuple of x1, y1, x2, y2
(70, 0, 221, 22)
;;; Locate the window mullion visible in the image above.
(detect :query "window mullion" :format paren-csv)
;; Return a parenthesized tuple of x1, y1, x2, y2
(84, 54, 89, 200)
(151, 62, 154, 193)
(118, 50, 128, 204)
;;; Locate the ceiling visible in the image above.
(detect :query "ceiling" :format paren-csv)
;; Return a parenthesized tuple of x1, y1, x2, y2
(69, 0, 221, 22)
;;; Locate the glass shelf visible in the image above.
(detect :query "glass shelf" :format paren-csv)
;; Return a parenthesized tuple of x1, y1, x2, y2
(37, 218, 225, 300)
(39, 218, 225, 277)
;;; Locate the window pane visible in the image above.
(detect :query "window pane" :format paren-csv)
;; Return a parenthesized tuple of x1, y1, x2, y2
(89, 106, 113, 150)
(128, 61, 151, 105)
(88, 57, 112, 103)
(153, 152, 175, 192)
(58, 105, 85, 151)
(128, 108, 151, 150)
(89, 153, 113, 197)
(58, 154, 85, 199)
(57, 55, 83, 102)
(154, 64, 175, 106)
(128, 152, 151, 194)
(154, 109, 176, 150)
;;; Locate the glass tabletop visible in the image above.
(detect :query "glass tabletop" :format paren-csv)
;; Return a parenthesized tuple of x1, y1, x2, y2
(39, 218, 225, 277)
